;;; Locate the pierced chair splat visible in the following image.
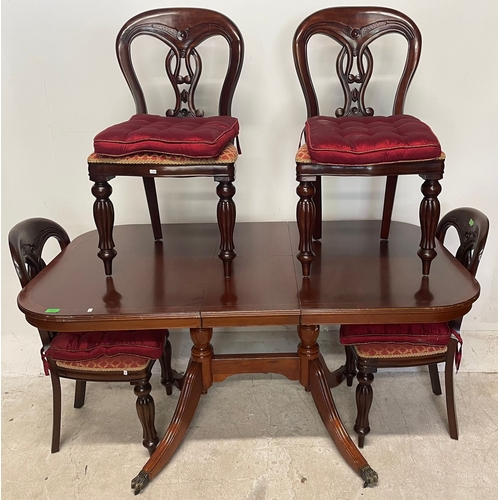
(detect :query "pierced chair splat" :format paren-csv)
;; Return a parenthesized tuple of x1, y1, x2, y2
(9, 218, 180, 455)
(293, 7, 445, 277)
(340, 208, 489, 448)
(88, 8, 244, 277)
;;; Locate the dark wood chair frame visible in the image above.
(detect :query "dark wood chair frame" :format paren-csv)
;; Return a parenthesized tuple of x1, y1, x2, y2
(293, 7, 445, 277)
(343, 208, 489, 447)
(9, 218, 179, 455)
(88, 8, 244, 277)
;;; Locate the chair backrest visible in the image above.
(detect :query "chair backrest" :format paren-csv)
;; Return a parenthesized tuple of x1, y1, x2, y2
(436, 208, 489, 279)
(293, 7, 421, 118)
(116, 8, 244, 118)
(9, 218, 70, 289)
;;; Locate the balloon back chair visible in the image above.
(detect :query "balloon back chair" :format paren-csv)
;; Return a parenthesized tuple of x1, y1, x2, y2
(88, 8, 244, 277)
(9, 218, 178, 455)
(340, 208, 489, 447)
(293, 7, 445, 277)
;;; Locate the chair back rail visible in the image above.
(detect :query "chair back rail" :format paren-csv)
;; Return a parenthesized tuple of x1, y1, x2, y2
(9, 218, 70, 289)
(293, 7, 421, 118)
(116, 8, 244, 118)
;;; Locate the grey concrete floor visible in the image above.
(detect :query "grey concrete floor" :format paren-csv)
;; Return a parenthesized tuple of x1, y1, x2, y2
(2, 329, 498, 499)
(2, 370, 497, 499)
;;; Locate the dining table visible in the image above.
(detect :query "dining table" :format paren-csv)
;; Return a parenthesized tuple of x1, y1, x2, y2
(17, 219, 480, 494)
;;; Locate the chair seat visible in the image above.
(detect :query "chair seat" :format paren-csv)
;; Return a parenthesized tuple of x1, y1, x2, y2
(88, 143, 238, 165)
(93, 114, 239, 158)
(46, 330, 166, 362)
(303, 115, 442, 165)
(353, 343, 448, 359)
(55, 354, 151, 372)
(339, 323, 452, 346)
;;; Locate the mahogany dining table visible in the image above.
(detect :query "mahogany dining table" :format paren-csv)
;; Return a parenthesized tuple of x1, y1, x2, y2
(17, 220, 480, 493)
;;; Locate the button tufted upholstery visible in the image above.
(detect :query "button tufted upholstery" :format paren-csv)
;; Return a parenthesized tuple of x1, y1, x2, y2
(304, 115, 441, 165)
(46, 330, 166, 362)
(94, 114, 239, 158)
(339, 322, 452, 347)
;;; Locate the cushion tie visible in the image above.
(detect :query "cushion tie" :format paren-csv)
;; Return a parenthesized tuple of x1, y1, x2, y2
(40, 347, 50, 376)
(451, 329, 463, 372)
(235, 135, 242, 155)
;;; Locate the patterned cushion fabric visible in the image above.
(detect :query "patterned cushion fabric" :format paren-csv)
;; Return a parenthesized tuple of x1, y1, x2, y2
(353, 343, 448, 359)
(304, 114, 441, 165)
(339, 323, 452, 346)
(88, 143, 238, 165)
(93, 114, 239, 158)
(46, 330, 166, 362)
(55, 355, 151, 372)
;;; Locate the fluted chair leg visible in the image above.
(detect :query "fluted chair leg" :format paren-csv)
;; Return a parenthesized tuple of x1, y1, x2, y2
(354, 367, 375, 448)
(216, 178, 236, 278)
(296, 179, 316, 277)
(134, 378, 159, 456)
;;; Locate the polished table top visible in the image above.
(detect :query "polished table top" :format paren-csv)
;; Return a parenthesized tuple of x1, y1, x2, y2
(17, 220, 481, 492)
(19, 220, 479, 331)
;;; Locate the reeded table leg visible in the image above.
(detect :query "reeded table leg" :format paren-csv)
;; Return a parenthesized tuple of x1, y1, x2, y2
(132, 328, 213, 495)
(297, 325, 378, 488)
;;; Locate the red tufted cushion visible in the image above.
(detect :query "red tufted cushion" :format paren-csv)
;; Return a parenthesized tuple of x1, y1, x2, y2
(305, 114, 441, 165)
(339, 323, 452, 346)
(46, 330, 166, 362)
(94, 114, 239, 158)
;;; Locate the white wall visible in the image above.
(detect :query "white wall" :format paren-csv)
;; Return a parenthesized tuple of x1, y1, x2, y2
(2, 0, 497, 375)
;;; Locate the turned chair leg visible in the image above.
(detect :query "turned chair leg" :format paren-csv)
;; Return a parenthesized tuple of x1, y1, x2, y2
(74, 380, 87, 408)
(296, 179, 316, 277)
(134, 377, 159, 456)
(49, 370, 62, 453)
(343, 346, 357, 387)
(445, 339, 459, 440)
(91, 178, 117, 276)
(428, 363, 442, 395)
(215, 177, 236, 278)
(418, 176, 441, 276)
(354, 366, 375, 448)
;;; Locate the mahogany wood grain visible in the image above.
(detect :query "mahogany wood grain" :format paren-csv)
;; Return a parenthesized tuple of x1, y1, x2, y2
(89, 8, 244, 278)
(211, 353, 300, 383)
(16, 220, 480, 493)
(132, 360, 204, 494)
(293, 7, 445, 277)
(290, 221, 479, 325)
